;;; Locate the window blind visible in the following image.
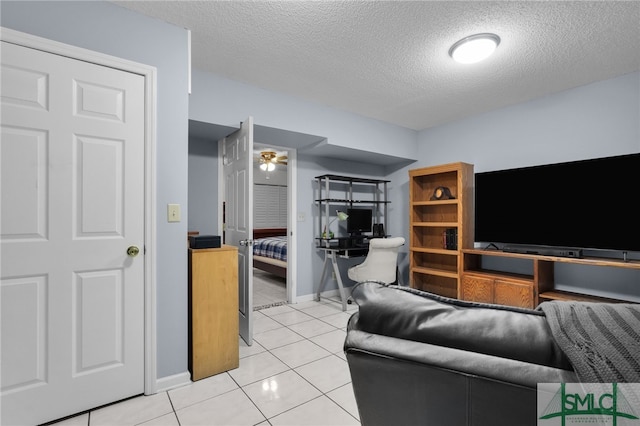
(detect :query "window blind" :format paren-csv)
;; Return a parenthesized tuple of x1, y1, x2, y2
(254, 184, 287, 228)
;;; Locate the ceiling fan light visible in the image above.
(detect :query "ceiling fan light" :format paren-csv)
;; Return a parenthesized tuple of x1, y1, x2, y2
(267, 162, 275, 171)
(449, 33, 500, 64)
(260, 163, 267, 171)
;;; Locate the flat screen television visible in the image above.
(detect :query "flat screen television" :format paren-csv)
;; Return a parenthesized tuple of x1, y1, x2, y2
(474, 153, 640, 253)
(347, 208, 373, 236)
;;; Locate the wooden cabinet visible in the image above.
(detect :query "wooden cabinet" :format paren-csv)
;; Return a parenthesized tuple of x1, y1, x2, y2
(495, 278, 535, 308)
(460, 274, 494, 304)
(462, 249, 640, 307)
(461, 272, 535, 309)
(188, 246, 239, 381)
(408, 162, 474, 298)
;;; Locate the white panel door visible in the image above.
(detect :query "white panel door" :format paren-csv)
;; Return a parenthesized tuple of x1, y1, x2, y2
(222, 118, 254, 345)
(0, 41, 145, 425)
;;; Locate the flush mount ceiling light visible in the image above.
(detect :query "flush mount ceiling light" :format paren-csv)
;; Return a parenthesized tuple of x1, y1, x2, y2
(449, 33, 500, 64)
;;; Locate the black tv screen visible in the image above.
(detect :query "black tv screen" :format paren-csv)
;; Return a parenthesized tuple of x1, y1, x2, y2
(347, 208, 372, 235)
(474, 153, 640, 253)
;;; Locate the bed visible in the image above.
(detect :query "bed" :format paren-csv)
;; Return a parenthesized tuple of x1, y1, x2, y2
(253, 228, 287, 279)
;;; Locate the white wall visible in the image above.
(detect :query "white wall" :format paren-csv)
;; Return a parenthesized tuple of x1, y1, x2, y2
(254, 164, 287, 186)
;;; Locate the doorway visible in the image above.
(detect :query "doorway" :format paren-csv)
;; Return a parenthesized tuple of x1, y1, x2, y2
(190, 120, 314, 343)
(252, 145, 289, 309)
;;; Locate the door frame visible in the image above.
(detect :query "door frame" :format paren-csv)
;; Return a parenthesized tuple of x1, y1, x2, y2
(218, 139, 298, 306)
(285, 148, 297, 304)
(1, 27, 158, 394)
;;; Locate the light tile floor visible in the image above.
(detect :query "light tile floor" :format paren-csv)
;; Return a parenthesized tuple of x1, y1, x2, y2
(50, 297, 360, 426)
(253, 268, 287, 309)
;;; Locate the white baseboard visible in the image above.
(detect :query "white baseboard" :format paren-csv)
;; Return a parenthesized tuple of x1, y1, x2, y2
(153, 371, 192, 394)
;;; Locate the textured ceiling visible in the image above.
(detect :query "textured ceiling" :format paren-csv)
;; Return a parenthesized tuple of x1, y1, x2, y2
(113, 1, 640, 131)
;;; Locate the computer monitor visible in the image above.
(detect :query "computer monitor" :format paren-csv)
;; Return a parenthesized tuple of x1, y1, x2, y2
(347, 208, 373, 236)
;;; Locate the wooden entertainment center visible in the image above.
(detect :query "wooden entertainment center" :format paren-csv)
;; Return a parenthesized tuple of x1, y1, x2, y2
(409, 162, 640, 308)
(461, 249, 640, 308)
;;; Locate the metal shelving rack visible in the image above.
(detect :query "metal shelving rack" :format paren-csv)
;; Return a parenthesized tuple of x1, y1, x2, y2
(314, 174, 390, 248)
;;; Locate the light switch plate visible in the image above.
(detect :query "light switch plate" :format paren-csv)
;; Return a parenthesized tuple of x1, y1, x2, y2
(167, 204, 181, 222)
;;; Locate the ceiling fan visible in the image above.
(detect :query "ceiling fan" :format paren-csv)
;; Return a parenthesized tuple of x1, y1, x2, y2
(258, 150, 287, 171)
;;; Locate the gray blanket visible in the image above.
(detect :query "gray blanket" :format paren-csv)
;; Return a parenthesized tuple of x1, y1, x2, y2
(539, 301, 640, 383)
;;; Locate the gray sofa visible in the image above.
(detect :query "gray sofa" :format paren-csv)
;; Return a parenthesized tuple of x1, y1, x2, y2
(344, 282, 579, 426)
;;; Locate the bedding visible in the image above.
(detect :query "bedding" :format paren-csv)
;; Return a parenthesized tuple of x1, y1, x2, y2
(253, 236, 287, 262)
(252, 228, 287, 279)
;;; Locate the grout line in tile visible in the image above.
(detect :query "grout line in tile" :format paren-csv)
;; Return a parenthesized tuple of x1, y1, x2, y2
(159, 399, 182, 426)
(237, 384, 269, 425)
(270, 347, 334, 371)
(262, 393, 327, 424)
(168, 385, 240, 414)
(72, 299, 359, 425)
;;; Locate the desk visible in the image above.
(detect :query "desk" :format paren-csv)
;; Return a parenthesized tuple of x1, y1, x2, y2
(316, 247, 367, 311)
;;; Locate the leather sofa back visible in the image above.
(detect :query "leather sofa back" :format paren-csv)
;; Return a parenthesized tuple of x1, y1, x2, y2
(350, 282, 572, 370)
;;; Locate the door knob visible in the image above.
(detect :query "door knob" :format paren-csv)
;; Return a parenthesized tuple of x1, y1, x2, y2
(127, 246, 140, 257)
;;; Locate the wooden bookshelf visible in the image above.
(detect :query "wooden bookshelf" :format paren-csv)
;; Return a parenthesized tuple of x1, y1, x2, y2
(408, 162, 474, 298)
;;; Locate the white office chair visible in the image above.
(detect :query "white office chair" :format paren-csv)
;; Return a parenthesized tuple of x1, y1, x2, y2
(347, 237, 405, 285)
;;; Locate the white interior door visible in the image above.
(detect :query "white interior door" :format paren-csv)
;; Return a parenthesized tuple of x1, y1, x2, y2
(0, 41, 145, 425)
(221, 117, 254, 345)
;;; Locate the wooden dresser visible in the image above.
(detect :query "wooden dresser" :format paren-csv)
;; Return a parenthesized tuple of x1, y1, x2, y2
(188, 245, 239, 380)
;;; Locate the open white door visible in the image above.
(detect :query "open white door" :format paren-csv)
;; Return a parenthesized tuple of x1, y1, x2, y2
(221, 118, 254, 345)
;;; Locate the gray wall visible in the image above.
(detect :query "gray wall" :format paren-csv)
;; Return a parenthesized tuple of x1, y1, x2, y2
(295, 155, 392, 296)
(4, 1, 639, 385)
(2, 1, 190, 379)
(190, 65, 640, 302)
(187, 141, 288, 235)
(188, 136, 218, 235)
(189, 69, 412, 297)
(189, 69, 419, 159)
(400, 72, 640, 300)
